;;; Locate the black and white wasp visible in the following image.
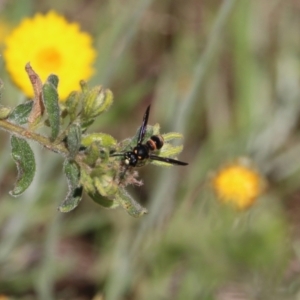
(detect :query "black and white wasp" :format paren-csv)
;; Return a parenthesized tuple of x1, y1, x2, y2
(111, 105, 188, 167)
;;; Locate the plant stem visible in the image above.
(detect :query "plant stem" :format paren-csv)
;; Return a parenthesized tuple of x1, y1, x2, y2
(0, 119, 68, 154)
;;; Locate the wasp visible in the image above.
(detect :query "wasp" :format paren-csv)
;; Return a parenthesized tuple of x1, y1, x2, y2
(111, 105, 188, 167)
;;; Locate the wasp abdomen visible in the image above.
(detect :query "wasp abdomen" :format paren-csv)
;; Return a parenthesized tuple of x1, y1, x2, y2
(146, 135, 164, 151)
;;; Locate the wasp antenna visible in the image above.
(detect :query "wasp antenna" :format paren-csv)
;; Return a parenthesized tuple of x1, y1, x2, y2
(110, 153, 124, 157)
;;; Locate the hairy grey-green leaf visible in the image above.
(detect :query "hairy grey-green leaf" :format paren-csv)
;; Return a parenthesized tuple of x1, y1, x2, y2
(115, 188, 148, 218)
(59, 186, 83, 213)
(10, 135, 36, 196)
(0, 105, 11, 119)
(8, 101, 33, 125)
(43, 82, 60, 141)
(47, 74, 59, 88)
(67, 123, 82, 159)
(80, 118, 95, 133)
(59, 160, 82, 212)
(64, 159, 80, 189)
(65, 91, 80, 122)
(81, 133, 117, 147)
(88, 189, 120, 209)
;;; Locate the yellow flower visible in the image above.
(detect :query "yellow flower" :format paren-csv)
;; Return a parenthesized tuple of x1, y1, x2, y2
(3, 11, 96, 100)
(212, 159, 265, 210)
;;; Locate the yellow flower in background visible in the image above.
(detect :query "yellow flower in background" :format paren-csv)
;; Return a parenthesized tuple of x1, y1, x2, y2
(3, 11, 96, 100)
(212, 159, 265, 210)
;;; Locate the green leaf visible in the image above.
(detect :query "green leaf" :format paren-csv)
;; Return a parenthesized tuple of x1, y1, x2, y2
(115, 188, 148, 218)
(82, 86, 113, 120)
(94, 176, 118, 198)
(80, 80, 88, 93)
(88, 189, 120, 209)
(43, 81, 60, 141)
(80, 167, 119, 208)
(160, 144, 183, 157)
(67, 123, 82, 159)
(163, 132, 184, 141)
(65, 91, 80, 122)
(81, 133, 117, 147)
(0, 105, 11, 119)
(47, 74, 59, 88)
(10, 135, 36, 196)
(82, 142, 102, 166)
(80, 119, 95, 133)
(80, 167, 96, 193)
(8, 101, 33, 125)
(102, 89, 113, 112)
(59, 186, 83, 213)
(59, 160, 83, 212)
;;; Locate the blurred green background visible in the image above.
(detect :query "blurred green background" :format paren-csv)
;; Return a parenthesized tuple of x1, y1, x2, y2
(1, 0, 300, 299)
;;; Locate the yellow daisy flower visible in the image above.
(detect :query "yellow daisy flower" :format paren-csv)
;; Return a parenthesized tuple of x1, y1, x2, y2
(212, 159, 265, 210)
(3, 11, 96, 100)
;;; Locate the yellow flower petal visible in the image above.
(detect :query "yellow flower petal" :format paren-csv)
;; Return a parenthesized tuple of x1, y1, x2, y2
(3, 11, 96, 100)
(212, 159, 265, 210)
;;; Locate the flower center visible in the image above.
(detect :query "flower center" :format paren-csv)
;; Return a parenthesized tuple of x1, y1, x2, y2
(36, 47, 62, 71)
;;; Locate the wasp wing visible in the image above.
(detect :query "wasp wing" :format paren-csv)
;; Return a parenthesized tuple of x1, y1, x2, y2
(137, 105, 151, 145)
(149, 154, 188, 166)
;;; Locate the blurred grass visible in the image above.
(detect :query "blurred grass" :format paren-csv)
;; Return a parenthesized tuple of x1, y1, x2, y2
(1, 0, 300, 299)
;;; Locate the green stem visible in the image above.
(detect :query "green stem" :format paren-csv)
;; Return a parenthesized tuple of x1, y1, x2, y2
(0, 119, 68, 154)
